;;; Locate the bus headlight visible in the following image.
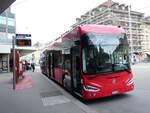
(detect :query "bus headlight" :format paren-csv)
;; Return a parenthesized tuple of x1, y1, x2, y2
(83, 85, 100, 92)
(127, 79, 134, 85)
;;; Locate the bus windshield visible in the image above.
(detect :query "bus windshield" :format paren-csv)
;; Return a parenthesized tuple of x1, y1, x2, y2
(82, 32, 130, 75)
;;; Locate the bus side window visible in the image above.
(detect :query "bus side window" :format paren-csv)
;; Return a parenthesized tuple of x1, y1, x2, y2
(53, 51, 62, 68)
(63, 49, 71, 74)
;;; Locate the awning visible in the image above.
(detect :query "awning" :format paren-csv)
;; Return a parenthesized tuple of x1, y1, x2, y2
(0, 0, 16, 14)
(15, 46, 37, 56)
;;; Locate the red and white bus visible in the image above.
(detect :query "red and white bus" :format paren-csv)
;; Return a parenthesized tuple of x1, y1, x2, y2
(40, 25, 134, 100)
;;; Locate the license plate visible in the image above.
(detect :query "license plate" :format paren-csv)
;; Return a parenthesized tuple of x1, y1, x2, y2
(112, 91, 119, 94)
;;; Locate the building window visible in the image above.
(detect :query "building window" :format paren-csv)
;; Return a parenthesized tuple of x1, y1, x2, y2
(0, 55, 8, 72)
(0, 16, 15, 26)
(0, 26, 6, 32)
(8, 18, 15, 26)
(0, 16, 6, 25)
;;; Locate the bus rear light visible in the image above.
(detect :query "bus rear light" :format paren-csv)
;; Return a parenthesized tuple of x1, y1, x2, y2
(83, 85, 100, 92)
(127, 79, 134, 85)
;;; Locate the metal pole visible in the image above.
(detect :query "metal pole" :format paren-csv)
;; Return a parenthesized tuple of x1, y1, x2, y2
(12, 36, 16, 90)
(13, 8, 17, 90)
(5, 9, 8, 39)
(7, 54, 10, 72)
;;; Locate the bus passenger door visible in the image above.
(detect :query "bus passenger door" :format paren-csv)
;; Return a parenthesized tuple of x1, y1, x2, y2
(71, 46, 81, 94)
(49, 52, 54, 79)
(48, 53, 51, 78)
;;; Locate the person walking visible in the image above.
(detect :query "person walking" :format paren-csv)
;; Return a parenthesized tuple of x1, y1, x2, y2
(31, 63, 35, 72)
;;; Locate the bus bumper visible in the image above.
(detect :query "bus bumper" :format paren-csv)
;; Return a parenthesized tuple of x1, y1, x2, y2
(82, 84, 134, 100)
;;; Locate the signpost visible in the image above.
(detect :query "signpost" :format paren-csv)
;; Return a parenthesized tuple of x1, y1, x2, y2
(16, 38, 31, 46)
(16, 34, 31, 37)
(12, 36, 16, 90)
(12, 34, 31, 90)
(16, 34, 32, 46)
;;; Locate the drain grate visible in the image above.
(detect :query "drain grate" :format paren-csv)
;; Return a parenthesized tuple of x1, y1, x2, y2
(42, 95, 71, 106)
(40, 91, 62, 98)
(40, 91, 70, 106)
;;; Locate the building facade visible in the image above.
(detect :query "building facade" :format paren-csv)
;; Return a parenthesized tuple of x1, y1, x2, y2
(0, 7, 15, 72)
(141, 16, 150, 59)
(72, 0, 148, 60)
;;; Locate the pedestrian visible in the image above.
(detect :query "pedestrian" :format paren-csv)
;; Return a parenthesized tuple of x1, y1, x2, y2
(31, 63, 35, 72)
(24, 60, 28, 71)
(132, 56, 136, 65)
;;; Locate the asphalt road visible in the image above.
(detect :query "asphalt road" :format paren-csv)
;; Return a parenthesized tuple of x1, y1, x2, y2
(84, 63, 150, 113)
(36, 63, 150, 113)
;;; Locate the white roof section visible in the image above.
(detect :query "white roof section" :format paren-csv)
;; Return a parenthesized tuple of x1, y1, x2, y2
(0, 42, 37, 56)
(15, 46, 37, 56)
(0, 45, 11, 53)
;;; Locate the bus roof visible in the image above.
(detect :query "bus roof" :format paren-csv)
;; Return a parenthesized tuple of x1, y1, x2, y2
(79, 25, 126, 35)
(44, 25, 126, 51)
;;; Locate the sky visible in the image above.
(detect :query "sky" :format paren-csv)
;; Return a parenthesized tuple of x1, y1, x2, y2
(11, 0, 150, 44)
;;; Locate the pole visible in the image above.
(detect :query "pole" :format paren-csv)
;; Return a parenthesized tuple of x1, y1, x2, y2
(5, 9, 8, 39)
(13, 10, 17, 90)
(7, 54, 10, 72)
(12, 36, 16, 90)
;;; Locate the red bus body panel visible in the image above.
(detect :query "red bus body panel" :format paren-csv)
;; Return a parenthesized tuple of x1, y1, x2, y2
(78, 25, 134, 99)
(82, 72, 134, 100)
(79, 25, 125, 35)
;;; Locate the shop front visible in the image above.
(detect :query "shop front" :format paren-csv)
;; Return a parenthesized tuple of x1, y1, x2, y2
(0, 44, 11, 73)
(0, 54, 9, 72)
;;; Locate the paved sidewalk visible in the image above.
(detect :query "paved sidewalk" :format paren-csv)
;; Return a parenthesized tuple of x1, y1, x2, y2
(0, 67, 98, 113)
